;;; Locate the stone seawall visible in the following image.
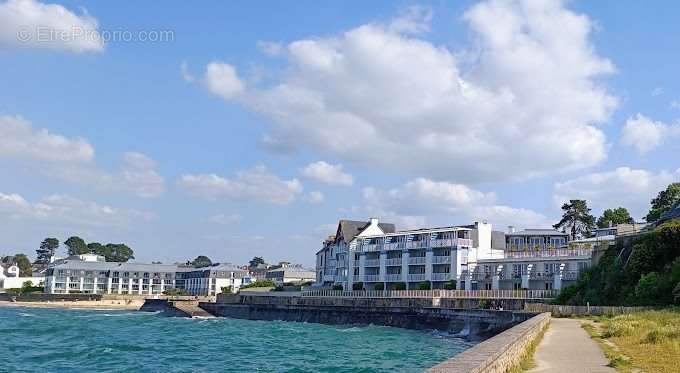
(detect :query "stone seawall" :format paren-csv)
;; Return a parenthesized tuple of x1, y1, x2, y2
(201, 295, 535, 340)
(427, 312, 551, 372)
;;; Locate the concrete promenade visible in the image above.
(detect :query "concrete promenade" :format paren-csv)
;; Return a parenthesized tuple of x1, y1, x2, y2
(528, 318, 615, 373)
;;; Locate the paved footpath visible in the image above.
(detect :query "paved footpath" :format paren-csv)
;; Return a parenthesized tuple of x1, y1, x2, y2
(527, 318, 615, 373)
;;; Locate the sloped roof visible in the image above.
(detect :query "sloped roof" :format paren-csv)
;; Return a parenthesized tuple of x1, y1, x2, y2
(336, 220, 396, 242)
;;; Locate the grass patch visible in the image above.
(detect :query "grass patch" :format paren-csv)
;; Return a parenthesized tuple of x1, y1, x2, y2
(507, 321, 549, 373)
(580, 309, 680, 373)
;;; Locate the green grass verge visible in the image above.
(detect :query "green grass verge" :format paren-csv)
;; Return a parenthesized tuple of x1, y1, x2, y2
(507, 321, 549, 373)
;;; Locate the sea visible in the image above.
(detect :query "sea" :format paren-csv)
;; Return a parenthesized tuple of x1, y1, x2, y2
(0, 306, 473, 372)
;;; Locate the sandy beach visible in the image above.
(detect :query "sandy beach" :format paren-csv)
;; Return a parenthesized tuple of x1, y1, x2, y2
(0, 299, 144, 310)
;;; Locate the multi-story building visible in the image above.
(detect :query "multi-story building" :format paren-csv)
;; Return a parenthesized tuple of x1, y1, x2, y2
(175, 264, 251, 296)
(44, 255, 178, 295)
(504, 228, 568, 251)
(317, 218, 495, 290)
(44, 254, 252, 296)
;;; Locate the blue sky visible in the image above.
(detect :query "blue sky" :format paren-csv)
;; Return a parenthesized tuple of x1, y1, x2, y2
(1, 0, 679, 266)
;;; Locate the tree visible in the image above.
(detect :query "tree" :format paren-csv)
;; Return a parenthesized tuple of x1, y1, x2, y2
(646, 183, 680, 222)
(553, 200, 596, 240)
(35, 238, 59, 265)
(597, 207, 634, 228)
(65, 236, 89, 256)
(192, 255, 212, 268)
(249, 256, 265, 268)
(87, 242, 134, 262)
(14, 254, 32, 277)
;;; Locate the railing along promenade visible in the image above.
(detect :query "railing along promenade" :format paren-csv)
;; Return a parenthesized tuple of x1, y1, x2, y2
(298, 289, 558, 300)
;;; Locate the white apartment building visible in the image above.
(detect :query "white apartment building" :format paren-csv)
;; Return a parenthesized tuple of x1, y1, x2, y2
(265, 265, 316, 284)
(175, 264, 252, 296)
(317, 218, 497, 290)
(44, 255, 252, 296)
(315, 218, 615, 291)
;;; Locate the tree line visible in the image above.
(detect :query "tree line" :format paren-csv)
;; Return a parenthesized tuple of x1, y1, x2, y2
(553, 182, 680, 240)
(34, 236, 135, 265)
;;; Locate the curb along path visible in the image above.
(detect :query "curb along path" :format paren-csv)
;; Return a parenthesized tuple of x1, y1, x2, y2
(527, 318, 615, 373)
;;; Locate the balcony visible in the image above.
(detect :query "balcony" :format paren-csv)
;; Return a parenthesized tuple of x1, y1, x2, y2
(352, 275, 361, 282)
(408, 257, 426, 265)
(385, 258, 402, 266)
(383, 242, 404, 251)
(362, 244, 382, 252)
(405, 241, 428, 249)
(364, 274, 381, 282)
(384, 274, 402, 282)
(431, 273, 451, 281)
(432, 255, 451, 264)
(364, 259, 380, 267)
(455, 238, 473, 247)
(407, 274, 427, 282)
(430, 239, 455, 248)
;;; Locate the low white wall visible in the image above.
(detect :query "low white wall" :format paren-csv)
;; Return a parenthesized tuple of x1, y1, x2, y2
(1, 276, 44, 289)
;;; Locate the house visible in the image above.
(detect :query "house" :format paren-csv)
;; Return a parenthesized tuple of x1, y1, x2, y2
(265, 265, 315, 284)
(0, 263, 44, 290)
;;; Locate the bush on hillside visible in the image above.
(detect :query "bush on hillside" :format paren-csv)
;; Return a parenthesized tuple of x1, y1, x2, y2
(241, 280, 277, 289)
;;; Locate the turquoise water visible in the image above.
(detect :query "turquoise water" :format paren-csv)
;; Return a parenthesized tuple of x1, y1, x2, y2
(0, 306, 473, 372)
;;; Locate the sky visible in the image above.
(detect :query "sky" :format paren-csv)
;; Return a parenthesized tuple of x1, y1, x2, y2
(1, 0, 679, 266)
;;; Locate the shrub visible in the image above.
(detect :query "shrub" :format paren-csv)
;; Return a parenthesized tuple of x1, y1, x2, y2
(373, 283, 384, 291)
(163, 288, 189, 296)
(241, 280, 277, 289)
(352, 282, 364, 291)
(332, 284, 343, 291)
(394, 282, 406, 290)
(636, 272, 661, 305)
(478, 300, 491, 309)
(220, 286, 233, 294)
(417, 282, 431, 290)
(443, 280, 457, 290)
(273, 285, 285, 292)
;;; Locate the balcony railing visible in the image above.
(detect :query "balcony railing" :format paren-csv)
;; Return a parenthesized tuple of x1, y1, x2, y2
(301, 289, 559, 299)
(408, 257, 426, 265)
(505, 248, 592, 258)
(364, 259, 380, 267)
(431, 273, 451, 281)
(407, 274, 427, 282)
(352, 275, 361, 282)
(384, 274, 402, 282)
(432, 255, 451, 264)
(364, 274, 381, 282)
(385, 258, 402, 266)
(322, 275, 335, 282)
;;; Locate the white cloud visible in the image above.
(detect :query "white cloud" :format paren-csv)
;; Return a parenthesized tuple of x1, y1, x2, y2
(0, 115, 165, 198)
(621, 114, 680, 154)
(0, 115, 94, 163)
(299, 161, 354, 186)
(203, 62, 244, 100)
(0, 0, 103, 53)
(303, 191, 324, 204)
(553, 167, 680, 220)
(0, 192, 153, 228)
(178, 166, 303, 204)
(207, 213, 242, 225)
(362, 178, 550, 230)
(200, 0, 616, 183)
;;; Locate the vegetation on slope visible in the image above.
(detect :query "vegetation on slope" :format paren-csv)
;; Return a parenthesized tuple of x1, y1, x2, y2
(582, 310, 680, 373)
(555, 220, 680, 306)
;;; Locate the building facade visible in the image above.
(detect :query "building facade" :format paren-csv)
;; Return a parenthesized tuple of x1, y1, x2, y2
(317, 218, 489, 290)
(316, 218, 615, 291)
(265, 265, 316, 284)
(44, 255, 252, 296)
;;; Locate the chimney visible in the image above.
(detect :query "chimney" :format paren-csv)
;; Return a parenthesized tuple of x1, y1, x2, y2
(608, 221, 613, 228)
(508, 226, 516, 233)
(369, 217, 379, 226)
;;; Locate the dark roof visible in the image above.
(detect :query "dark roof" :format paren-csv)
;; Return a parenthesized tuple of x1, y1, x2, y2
(336, 220, 395, 242)
(660, 199, 680, 222)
